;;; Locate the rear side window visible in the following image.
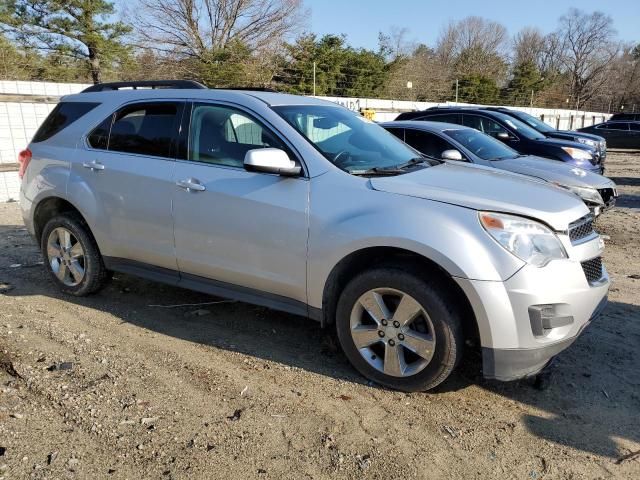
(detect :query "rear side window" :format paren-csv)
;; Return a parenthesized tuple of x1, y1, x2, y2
(32, 102, 99, 143)
(599, 122, 629, 131)
(385, 127, 405, 141)
(88, 115, 113, 150)
(419, 113, 461, 124)
(108, 102, 181, 158)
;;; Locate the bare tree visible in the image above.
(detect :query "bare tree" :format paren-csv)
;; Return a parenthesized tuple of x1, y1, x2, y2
(378, 26, 415, 62)
(384, 44, 450, 101)
(513, 27, 546, 67)
(556, 9, 619, 106)
(133, 0, 303, 60)
(435, 16, 508, 80)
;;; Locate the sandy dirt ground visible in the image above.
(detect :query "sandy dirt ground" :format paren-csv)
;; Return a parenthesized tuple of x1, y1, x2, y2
(1, 152, 639, 480)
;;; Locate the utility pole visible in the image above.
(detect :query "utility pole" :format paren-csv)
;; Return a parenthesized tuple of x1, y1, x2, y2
(313, 61, 316, 97)
(530, 90, 534, 108)
(455, 79, 459, 103)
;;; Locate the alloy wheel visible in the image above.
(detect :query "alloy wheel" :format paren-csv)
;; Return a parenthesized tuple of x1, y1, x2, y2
(46, 227, 85, 287)
(349, 288, 436, 378)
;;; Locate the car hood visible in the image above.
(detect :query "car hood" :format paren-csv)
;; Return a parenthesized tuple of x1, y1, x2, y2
(369, 162, 589, 231)
(555, 130, 604, 143)
(535, 136, 597, 152)
(494, 156, 614, 188)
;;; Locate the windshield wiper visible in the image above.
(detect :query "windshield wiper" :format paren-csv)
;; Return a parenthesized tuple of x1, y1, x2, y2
(349, 157, 431, 176)
(392, 157, 430, 169)
(349, 168, 407, 176)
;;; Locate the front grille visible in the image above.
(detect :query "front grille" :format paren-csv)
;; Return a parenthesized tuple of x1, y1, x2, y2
(581, 257, 603, 284)
(598, 187, 616, 207)
(568, 215, 595, 243)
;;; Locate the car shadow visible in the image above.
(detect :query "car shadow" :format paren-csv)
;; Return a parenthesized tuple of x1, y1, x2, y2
(615, 193, 640, 209)
(2, 222, 639, 460)
(609, 176, 640, 187)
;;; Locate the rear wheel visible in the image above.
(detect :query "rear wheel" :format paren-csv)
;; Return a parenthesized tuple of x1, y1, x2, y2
(41, 213, 109, 296)
(336, 267, 464, 392)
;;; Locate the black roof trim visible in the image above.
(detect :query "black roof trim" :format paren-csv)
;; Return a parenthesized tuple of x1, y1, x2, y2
(221, 87, 278, 92)
(82, 80, 207, 92)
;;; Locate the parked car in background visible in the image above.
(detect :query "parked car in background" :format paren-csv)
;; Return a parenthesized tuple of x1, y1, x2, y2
(381, 121, 617, 216)
(484, 107, 607, 163)
(609, 112, 640, 122)
(395, 107, 604, 173)
(578, 121, 640, 149)
(20, 81, 609, 392)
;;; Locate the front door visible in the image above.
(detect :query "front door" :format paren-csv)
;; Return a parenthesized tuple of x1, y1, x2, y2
(171, 102, 309, 306)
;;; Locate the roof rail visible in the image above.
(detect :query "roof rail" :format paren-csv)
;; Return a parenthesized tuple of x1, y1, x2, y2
(217, 87, 278, 92)
(82, 80, 207, 92)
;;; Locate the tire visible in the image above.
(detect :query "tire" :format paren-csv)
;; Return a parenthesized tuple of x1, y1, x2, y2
(335, 267, 464, 392)
(40, 213, 109, 296)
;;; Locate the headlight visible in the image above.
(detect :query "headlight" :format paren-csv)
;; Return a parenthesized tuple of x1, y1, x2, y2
(552, 183, 604, 205)
(479, 212, 567, 267)
(576, 138, 597, 148)
(561, 147, 593, 162)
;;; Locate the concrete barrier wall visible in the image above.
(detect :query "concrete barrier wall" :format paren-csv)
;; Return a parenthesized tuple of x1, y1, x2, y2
(0, 81, 612, 202)
(316, 96, 611, 130)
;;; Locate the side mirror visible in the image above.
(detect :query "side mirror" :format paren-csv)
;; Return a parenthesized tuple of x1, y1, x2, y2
(244, 148, 301, 177)
(496, 132, 511, 140)
(441, 149, 463, 161)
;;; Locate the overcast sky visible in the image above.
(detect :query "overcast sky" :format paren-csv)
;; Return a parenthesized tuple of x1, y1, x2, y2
(305, 0, 640, 49)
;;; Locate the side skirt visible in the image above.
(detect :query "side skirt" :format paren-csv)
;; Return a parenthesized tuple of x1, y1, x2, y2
(103, 257, 323, 322)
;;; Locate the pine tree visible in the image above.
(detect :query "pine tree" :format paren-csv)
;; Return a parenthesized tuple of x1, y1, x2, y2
(0, 1, 131, 83)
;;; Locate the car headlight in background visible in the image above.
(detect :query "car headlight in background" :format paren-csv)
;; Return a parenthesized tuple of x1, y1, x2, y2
(551, 183, 604, 205)
(561, 147, 594, 162)
(576, 138, 598, 148)
(479, 212, 567, 267)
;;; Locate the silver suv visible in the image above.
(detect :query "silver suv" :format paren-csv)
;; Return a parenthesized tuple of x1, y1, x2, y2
(19, 81, 609, 391)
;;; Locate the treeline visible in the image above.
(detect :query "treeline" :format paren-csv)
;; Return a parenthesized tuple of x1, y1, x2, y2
(1, 1, 639, 113)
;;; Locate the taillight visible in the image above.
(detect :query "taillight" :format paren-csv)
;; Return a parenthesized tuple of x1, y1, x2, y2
(18, 148, 32, 179)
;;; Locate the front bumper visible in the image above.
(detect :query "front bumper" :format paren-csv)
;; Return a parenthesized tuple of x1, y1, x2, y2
(455, 251, 609, 381)
(481, 295, 607, 380)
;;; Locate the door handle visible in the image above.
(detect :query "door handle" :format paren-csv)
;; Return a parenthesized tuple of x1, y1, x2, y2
(176, 178, 206, 192)
(82, 161, 105, 171)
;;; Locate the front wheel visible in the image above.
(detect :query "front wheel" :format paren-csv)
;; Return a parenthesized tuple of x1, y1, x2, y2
(336, 267, 464, 392)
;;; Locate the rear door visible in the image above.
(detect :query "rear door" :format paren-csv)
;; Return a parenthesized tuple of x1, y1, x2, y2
(627, 123, 640, 148)
(76, 100, 184, 271)
(171, 102, 309, 306)
(596, 122, 630, 148)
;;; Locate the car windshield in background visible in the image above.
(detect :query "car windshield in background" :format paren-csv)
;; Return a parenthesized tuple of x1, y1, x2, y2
(273, 105, 427, 174)
(490, 111, 546, 140)
(510, 111, 555, 133)
(444, 129, 519, 161)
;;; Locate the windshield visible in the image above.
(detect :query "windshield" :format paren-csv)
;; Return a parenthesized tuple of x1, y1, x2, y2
(272, 105, 426, 173)
(444, 129, 519, 161)
(490, 111, 546, 140)
(510, 111, 555, 133)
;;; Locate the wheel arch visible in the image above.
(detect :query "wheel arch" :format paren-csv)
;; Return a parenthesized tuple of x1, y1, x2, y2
(33, 196, 91, 244)
(320, 246, 479, 342)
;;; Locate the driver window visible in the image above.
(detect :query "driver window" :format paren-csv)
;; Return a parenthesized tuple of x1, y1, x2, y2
(482, 119, 509, 138)
(404, 130, 459, 160)
(189, 104, 289, 167)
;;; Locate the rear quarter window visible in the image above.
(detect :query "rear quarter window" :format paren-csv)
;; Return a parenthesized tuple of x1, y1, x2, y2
(32, 102, 100, 143)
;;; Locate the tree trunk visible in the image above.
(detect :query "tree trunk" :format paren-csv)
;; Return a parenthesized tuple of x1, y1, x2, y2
(88, 46, 101, 84)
